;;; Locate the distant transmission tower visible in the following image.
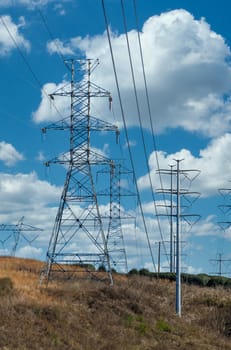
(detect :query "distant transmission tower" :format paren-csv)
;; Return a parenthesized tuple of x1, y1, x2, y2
(41, 58, 126, 285)
(212, 185, 231, 276)
(210, 253, 231, 276)
(99, 161, 135, 273)
(0, 216, 42, 257)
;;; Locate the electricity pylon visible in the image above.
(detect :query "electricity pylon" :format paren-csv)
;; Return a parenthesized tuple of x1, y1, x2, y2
(107, 162, 128, 272)
(210, 253, 231, 276)
(0, 216, 42, 256)
(212, 185, 231, 276)
(98, 161, 135, 273)
(41, 59, 121, 285)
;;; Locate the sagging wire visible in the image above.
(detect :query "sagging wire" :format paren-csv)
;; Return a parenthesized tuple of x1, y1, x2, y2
(120, 0, 169, 265)
(101, 0, 157, 272)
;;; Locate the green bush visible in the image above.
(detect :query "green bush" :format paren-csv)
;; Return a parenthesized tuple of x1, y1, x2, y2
(224, 279, 231, 289)
(207, 276, 227, 287)
(0, 277, 14, 296)
(182, 273, 209, 286)
(156, 318, 172, 333)
(139, 268, 151, 276)
(98, 264, 106, 272)
(128, 268, 139, 275)
(156, 272, 176, 281)
(123, 314, 149, 335)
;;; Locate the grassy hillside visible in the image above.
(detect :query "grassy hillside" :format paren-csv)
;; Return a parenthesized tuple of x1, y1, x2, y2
(0, 257, 231, 350)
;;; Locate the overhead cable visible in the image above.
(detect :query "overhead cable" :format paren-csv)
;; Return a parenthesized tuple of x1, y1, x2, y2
(120, 0, 169, 264)
(132, 0, 171, 220)
(101, 0, 156, 272)
(0, 15, 64, 121)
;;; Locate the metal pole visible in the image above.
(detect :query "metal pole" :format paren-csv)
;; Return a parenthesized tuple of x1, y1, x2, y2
(158, 241, 161, 275)
(173, 234, 176, 272)
(175, 159, 181, 316)
(219, 253, 222, 276)
(169, 165, 174, 273)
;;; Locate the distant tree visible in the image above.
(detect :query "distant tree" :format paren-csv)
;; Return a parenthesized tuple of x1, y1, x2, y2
(139, 268, 151, 277)
(98, 264, 106, 272)
(128, 268, 138, 275)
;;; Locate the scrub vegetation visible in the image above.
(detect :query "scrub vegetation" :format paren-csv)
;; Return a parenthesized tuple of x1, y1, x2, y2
(1, 256, 231, 349)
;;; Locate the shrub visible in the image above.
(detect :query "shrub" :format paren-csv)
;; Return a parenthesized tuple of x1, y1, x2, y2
(224, 279, 231, 289)
(123, 314, 149, 335)
(98, 264, 106, 272)
(207, 276, 227, 287)
(197, 274, 210, 286)
(0, 277, 14, 296)
(128, 268, 139, 275)
(135, 315, 149, 335)
(139, 268, 151, 277)
(157, 272, 176, 281)
(156, 318, 172, 333)
(182, 273, 209, 286)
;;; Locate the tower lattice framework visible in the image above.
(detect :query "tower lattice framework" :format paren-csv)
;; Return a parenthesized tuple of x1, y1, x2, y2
(41, 58, 127, 284)
(100, 161, 135, 273)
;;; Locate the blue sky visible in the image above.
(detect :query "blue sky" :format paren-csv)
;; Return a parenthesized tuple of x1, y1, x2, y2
(1, 0, 231, 276)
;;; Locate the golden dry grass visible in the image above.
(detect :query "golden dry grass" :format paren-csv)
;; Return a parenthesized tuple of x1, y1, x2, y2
(1, 257, 231, 349)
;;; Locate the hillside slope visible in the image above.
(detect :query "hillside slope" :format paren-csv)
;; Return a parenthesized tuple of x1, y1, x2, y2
(0, 257, 231, 350)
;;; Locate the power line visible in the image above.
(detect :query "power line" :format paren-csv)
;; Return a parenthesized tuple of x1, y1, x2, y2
(0, 15, 63, 120)
(132, 0, 169, 213)
(101, 0, 156, 272)
(34, 4, 69, 69)
(120, 0, 169, 264)
(0, 15, 43, 91)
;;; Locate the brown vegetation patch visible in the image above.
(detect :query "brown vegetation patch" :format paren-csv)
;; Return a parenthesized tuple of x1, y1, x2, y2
(1, 257, 231, 349)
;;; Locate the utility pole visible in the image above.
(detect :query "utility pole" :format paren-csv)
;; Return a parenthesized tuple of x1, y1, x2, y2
(169, 165, 174, 273)
(157, 159, 200, 316)
(158, 241, 161, 274)
(175, 159, 182, 316)
(218, 186, 231, 231)
(41, 59, 124, 285)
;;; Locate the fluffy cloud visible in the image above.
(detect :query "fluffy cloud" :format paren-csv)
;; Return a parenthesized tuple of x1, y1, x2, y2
(0, 15, 30, 56)
(0, 171, 62, 258)
(138, 133, 231, 197)
(0, 0, 50, 8)
(0, 172, 61, 213)
(47, 38, 74, 55)
(0, 141, 24, 166)
(32, 81, 70, 123)
(0, 0, 72, 9)
(42, 9, 231, 137)
(16, 245, 43, 259)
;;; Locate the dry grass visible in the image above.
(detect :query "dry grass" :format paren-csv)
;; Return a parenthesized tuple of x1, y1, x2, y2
(1, 257, 231, 349)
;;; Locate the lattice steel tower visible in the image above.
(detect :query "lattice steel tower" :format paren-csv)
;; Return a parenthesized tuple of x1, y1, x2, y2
(41, 59, 122, 284)
(99, 161, 134, 273)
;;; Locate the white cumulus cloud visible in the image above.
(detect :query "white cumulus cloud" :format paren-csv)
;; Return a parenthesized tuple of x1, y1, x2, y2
(0, 15, 30, 56)
(138, 133, 231, 197)
(0, 0, 72, 10)
(0, 141, 24, 166)
(32, 81, 70, 123)
(47, 38, 74, 55)
(43, 9, 231, 137)
(0, 0, 50, 8)
(0, 171, 61, 213)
